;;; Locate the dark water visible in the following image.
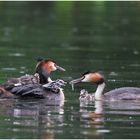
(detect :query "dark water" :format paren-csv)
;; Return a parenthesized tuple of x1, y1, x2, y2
(0, 1, 140, 139)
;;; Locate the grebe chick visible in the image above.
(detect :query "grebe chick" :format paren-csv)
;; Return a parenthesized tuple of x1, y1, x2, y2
(70, 71, 140, 101)
(79, 89, 93, 102)
(0, 59, 66, 99)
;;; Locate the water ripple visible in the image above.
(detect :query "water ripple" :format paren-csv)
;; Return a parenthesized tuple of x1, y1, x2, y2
(8, 53, 25, 57)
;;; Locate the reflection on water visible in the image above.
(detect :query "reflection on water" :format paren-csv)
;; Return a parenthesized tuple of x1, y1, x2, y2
(79, 101, 106, 138)
(79, 100, 140, 139)
(0, 99, 64, 139)
(1, 95, 140, 138)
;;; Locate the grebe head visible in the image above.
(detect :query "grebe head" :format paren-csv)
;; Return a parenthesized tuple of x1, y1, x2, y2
(69, 71, 104, 85)
(36, 59, 66, 84)
(70, 72, 105, 101)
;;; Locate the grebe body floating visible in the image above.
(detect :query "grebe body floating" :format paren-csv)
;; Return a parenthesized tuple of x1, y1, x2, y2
(70, 72, 140, 101)
(0, 59, 66, 103)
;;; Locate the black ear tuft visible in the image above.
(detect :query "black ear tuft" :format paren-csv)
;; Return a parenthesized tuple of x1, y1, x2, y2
(44, 59, 56, 63)
(82, 71, 91, 76)
(96, 77, 105, 85)
(36, 57, 44, 62)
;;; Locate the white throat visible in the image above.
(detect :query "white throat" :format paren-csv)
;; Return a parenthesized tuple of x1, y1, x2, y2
(48, 77, 53, 83)
(95, 82, 105, 100)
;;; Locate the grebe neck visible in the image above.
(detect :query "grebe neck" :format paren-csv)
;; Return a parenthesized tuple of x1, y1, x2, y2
(47, 77, 53, 83)
(95, 82, 105, 100)
(38, 71, 51, 84)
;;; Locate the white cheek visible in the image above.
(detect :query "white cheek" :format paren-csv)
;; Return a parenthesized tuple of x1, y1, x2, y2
(82, 75, 90, 82)
(52, 64, 57, 71)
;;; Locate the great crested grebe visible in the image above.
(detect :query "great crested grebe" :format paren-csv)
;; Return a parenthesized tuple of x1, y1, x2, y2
(0, 59, 66, 101)
(69, 71, 140, 101)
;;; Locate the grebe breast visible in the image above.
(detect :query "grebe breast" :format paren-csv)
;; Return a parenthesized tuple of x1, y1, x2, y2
(104, 87, 140, 100)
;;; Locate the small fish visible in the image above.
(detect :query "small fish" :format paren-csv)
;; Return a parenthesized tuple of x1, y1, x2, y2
(71, 83, 75, 91)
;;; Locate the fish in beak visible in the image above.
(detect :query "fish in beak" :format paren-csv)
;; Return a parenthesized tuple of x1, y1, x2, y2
(69, 76, 84, 91)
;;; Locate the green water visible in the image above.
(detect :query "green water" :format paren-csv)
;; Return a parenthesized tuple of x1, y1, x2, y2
(0, 1, 140, 139)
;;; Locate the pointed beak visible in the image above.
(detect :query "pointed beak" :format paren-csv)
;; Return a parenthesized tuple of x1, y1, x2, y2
(69, 76, 84, 85)
(55, 65, 66, 71)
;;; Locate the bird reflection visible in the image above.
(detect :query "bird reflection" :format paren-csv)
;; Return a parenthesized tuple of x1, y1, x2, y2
(79, 100, 110, 138)
(80, 101, 104, 122)
(106, 100, 140, 115)
(0, 99, 64, 139)
(79, 98, 140, 138)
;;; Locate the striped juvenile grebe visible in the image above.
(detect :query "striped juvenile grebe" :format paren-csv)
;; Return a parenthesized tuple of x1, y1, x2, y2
(0, 59, 66, 103)
(69, 71, 140, 101)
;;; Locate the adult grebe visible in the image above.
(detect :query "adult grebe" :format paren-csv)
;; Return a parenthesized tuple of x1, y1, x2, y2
(0, 59, 66, 101)
(69, 71, 140, 101)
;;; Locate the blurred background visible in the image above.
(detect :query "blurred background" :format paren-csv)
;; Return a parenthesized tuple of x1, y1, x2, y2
(0, 1, 140, 139)
(0, 2, 140, 85)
